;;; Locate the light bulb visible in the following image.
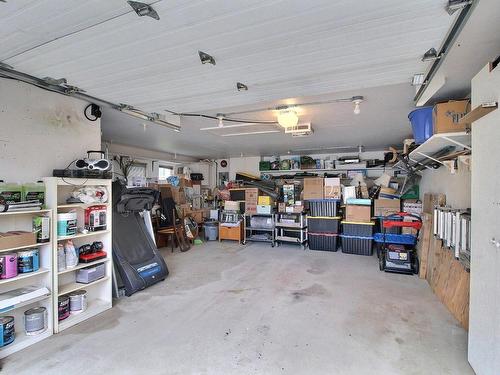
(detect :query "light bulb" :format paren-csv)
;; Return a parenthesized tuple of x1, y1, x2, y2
(218, 117, 224, 128)
(277, 109, 299, 128)
(353, 102, 361, 115)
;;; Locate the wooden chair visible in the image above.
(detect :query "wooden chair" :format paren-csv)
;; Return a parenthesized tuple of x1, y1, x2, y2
(155, 198, 191, 253)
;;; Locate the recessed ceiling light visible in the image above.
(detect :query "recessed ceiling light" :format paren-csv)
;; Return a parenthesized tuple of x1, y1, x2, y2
(198, 51, 216, 65)
(236, 82, 248, 91)
(127, 1, 160, 20)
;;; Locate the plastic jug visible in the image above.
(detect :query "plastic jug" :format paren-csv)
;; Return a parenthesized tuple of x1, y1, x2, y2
(22, 181, 45, 205)
(0, 181, 22, 204)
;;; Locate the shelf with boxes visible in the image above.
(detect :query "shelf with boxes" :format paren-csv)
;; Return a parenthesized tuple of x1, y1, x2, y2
(0, 209, 54, 358)
(44, 177, 112, 333)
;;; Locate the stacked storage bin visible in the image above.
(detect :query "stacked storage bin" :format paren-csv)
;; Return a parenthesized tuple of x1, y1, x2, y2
(307, 199, 340, 252)
(341, 199, 374, 256)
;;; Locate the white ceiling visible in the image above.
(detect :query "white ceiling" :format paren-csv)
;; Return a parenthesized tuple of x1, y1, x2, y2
(1, 0, 460, 158)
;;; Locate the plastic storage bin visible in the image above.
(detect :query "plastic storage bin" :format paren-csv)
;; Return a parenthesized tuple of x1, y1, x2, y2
(204, 221, 219, 241)
(341, 235, 373, 256)
(408, 106, 433, 144)
(373, 233, 417, 246)
(342, 221, 375, 237)
(308, 217, 340, 233)
(308, 199, 339, 217)
(308, 233, 338, 252)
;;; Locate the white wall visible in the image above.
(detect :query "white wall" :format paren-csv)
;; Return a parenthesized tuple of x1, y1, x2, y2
(419, 167, 471, 208)
(0, 79, 101, 182)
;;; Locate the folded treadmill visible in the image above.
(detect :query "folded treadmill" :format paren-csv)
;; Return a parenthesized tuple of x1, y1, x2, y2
(112, 181, 168, 296)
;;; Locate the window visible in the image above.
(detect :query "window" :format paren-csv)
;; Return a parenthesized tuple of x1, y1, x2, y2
(159, 165, 173, 181)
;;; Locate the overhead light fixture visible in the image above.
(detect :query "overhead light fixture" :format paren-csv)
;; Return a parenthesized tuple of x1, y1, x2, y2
(119, 105, 180, 132)
(445, 0, 473, 15)
(127, 1, 160, 20)
(351, 96, 363, 115)
(221, 130, 281, 137)
(198, 51, 216, 65)
(236, 82, 248, 91)
(421, 48, 441, 62)
(277, 107, 299, 128)
(411, 73, 426, 86)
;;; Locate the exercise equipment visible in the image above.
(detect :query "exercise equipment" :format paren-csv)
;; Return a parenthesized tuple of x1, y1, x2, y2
(112, 181, 168, 296)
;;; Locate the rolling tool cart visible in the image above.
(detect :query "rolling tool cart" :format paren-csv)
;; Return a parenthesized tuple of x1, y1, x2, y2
(376, 213, 422, 274)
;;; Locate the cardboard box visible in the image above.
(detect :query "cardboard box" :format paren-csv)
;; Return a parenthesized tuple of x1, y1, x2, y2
(179, 177, 193, 188)
(345, 205, 372, 223)
(278, 202, 286, 213)
(258, 196, 273, 205)
(285, 205, 304, 213)
(185, 208, 208, 224)
(324, 178, 341, 199)
(159, 185, 186, 204)
(0, 231, 37, 250)
(303, 177, 324, 200)
(433, 100, 470, 134)
(374, 199, 401, 217)
(245, 188, 258, 214)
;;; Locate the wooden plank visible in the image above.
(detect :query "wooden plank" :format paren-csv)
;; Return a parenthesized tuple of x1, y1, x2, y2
(418, 213, 432, 279)
(458, 102, 497, 125)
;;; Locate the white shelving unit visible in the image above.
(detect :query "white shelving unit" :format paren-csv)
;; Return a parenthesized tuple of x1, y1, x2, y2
(0, 209, 54, 359)
(44, 177, 112, 333)
(395, 132, 471, 171)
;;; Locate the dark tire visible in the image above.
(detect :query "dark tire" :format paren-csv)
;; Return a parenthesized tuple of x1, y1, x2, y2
(413, 255, 420, 275)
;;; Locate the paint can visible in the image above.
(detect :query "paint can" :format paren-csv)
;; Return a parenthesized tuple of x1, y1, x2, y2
(0, 254, 18, 279)
(0, 316, 15, 347)
(17, 248, 40, 273)
(58, 296, 70, 321)
(24, 307, 47, 336)
(69, 290, 87, 314)
(57, 211, 77, 237)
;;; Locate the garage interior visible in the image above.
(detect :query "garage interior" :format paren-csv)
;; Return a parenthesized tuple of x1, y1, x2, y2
(0, 1, 499, 374)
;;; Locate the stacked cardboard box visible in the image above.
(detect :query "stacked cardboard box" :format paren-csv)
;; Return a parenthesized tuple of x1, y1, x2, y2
(245, 188, 258, 214)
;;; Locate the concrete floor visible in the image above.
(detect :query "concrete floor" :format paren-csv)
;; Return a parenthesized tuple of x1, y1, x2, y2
(3, 242, 473, 375)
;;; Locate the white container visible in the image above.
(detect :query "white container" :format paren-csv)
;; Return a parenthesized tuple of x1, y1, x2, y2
(256, 205, 272, 215)
(57, 212, 77, 237)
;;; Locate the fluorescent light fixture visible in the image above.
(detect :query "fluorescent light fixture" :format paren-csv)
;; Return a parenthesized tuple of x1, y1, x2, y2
(127, 1, 160, 20)
(198, 51, 216, 65)
(277, 108, 299, 128)
(445, 0, 472, 15)
(200, 123, 269, 131)
(421, 48, 441, 62)
(221, 130, 281, 137)
(411, 73, 426, 86)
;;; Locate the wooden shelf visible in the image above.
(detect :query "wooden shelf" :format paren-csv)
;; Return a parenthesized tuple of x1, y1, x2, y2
(0, 241, 52, 254)
(459, 102, 498, 125)
(57, 229, 110, 242)
(0, 294, 51, 314)
(58, 298, 111, 331)
(0, 268, 50, 286)
(0, 209, 50, 216)
(57, 202, 109, 209)
(58, 258, 110, 275)
(0, 329, 52, 359)
(58, 276, 110, 296)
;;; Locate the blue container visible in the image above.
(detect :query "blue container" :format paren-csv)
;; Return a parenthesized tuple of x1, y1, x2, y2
(374, 233, 417, 246)
(408, 107, 433, 144)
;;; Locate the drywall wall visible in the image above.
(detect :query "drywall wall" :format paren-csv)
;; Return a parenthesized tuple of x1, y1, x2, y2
(419, 167, 471, 208)
(0, 79, 101, 182)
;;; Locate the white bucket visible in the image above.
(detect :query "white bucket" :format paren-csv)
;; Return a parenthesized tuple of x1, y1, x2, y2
(57, 212, 77, 237)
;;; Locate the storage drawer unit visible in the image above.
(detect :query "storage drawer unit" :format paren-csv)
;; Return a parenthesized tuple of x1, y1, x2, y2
(308, 233, 338, 252)
(341, 235, 373, 256)
(308, 217, 341, 233)
(341, 221, 375, 237)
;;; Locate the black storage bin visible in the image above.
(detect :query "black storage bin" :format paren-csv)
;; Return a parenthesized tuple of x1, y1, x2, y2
(307, 199, 339, 217)
(308, 233, 338, 252)
(308, 217, 341, 233)
(341, 235, 373, 256)
(375, 217, 401, 235)
(341, 221, 375, 237)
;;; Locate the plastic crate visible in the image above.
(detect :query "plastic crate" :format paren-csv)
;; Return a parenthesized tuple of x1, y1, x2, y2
(307, 199, 340, 217)
(341, 221, 375, 237)
(341, 235, 373, 256)
(373, 233, 417, 246)
(308, 233, 338, 252)
(308, 217, 341, 233)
